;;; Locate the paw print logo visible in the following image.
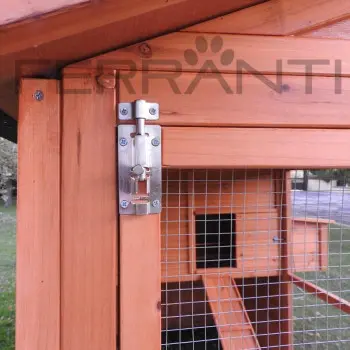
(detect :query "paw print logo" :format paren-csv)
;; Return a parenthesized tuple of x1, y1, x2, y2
(184, 36, 234, 66)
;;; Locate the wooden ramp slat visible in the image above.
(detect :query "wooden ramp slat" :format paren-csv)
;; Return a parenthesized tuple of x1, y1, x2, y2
(202, 275, 260, 350)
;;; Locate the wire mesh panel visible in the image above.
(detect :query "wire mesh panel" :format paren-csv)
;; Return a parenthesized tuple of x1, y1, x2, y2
(160, 169, 350, 349)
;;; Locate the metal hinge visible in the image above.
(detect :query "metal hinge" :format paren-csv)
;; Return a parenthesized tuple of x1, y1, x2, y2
(118, 100, 161, 215)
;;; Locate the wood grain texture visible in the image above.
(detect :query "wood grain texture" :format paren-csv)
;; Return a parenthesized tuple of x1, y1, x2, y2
(275, 171, 293, 349)
(162, 128, 350, 169)
(186, 0, 350, 35)
(120, 215, 161, 350)
(118, 72, 350, 128)
(16, 79, 60, 350)
(303, 17, 350, 39)
(289, 273, 350, 314)
(203, 275, 261, 349)
(61, 72, 117, 350)
(0, 0, 186, 56)
(291, 220, 330, 272)
(0, 0, 261, 119)
(0, 0, 88, 26)
(79, 32, 350, 76)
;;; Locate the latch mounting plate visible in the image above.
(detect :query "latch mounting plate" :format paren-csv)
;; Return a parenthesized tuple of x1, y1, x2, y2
(118, 100, 161, 215)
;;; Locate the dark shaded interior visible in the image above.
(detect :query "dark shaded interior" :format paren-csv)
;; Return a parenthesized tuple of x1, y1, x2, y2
(195, 213, 236, 268)
(161, 281, 222, 349)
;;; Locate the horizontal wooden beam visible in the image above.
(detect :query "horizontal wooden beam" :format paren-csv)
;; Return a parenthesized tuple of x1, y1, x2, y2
(74, 32, 350, 76)
(289, 273, 350, 314)
(162, 127, 350, 168)
(116, 71, 350, 128)
(186, 0, 350, 35)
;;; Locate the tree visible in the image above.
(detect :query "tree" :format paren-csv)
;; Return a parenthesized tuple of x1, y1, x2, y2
(311, 169, 350, 186)
(0, 137, 17, 206)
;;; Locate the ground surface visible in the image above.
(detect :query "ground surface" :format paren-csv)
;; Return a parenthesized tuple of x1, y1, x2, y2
(293, 190, 350, 225)
(0, 205, 16, 350)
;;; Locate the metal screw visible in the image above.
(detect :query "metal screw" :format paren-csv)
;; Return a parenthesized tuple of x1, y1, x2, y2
(119, 137, 128, 147)
(151, 137, 160, 147)
(139, 43, 152, 58)
(120, 200, 129, 209)
(152, 199, 160, 208)
(149, 107, 157, 116)
(120, 108, 128, 116)
(33, 90, 44, 101)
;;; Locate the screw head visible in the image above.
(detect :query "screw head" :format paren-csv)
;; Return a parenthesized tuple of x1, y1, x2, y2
(152, 199, 160, 208)
(120, 108, 128, 116)
(120, 200, 129, 209)
(119, 137, 128, 147)
(33, 90, 44, 101)
(151, 137, 160, 147)
(149, 107, 157, 116)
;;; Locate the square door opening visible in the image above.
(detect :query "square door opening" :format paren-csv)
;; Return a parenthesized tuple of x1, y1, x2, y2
(195, 213, 237, 269)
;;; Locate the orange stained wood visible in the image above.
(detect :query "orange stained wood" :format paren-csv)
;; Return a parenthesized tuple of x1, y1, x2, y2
(289, 273, 350, 314)
(275, 170, 293, 348)
(303, 18, 350, 39)
(203, 275, 261, 349)
(120, 215, 161, 350)
(291, 219, 330, 272)
(162, 128, 350, 169)
(0, 0, 261, 119)
(116, 72, 350, 129)
(239, 276, 289, 348)
(0, 0, 88, 26)
(16, 79, 60, 350)
(186, 0, 350, 35)
(163, 169, 332, 282)
(77, 33, 350, 76)
(0, 0, 186, 56)
(61, 72, 117, 350)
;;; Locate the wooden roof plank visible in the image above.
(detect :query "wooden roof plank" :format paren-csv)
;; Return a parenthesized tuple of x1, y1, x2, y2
(185, 0, 350, 35)
(0, 0, 187, 57)
(0, 0, 88, 26)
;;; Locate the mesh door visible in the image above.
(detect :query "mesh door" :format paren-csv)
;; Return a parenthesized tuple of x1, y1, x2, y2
(160, 169, 350, 349)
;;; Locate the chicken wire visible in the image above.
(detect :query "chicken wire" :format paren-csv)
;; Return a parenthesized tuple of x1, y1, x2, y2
(160, 169, 350, 350)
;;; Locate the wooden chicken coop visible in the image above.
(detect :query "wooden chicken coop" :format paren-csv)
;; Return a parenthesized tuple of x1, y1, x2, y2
(2, 0, 349, 350)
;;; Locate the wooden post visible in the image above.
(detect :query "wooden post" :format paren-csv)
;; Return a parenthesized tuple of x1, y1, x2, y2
(120, 214, 161, 349)
(276, 170, 294, 349)
(61, 71, 117, 350)
(16, 79, 60, 350)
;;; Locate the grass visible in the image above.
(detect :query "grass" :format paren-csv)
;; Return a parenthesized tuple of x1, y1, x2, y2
(294, 224, 350, 349)
(0, 205, 16, 350)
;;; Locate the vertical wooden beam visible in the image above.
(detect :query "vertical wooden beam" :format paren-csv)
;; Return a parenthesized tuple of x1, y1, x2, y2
(120, 215, 161, 349)
(187, 175, 197, 274)
(61, 72, 117, 350)
(319, 224, 329, 271)
(16, 79, 60, 350)
(276, 170, 293, 349)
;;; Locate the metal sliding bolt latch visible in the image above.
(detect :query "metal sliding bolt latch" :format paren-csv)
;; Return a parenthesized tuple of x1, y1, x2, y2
(118, 100, 161, 215)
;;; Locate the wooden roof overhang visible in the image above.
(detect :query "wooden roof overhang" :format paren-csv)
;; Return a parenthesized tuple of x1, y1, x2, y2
(1, 0, 350, 142)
